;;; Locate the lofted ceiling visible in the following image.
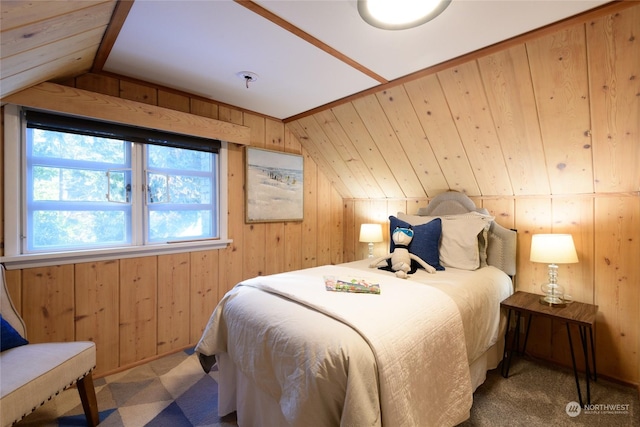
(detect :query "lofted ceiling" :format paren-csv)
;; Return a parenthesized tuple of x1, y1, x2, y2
(1, 0, 611, 119)
(1, 1, 638, 200)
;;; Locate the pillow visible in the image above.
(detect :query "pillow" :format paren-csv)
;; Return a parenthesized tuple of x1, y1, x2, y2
(1, 314, 28, 352)
(398, 211, 493, 270)
(389, 216, 444, 271)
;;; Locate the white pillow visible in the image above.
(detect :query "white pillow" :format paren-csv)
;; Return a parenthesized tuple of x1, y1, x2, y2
(397, 211, 493, 270)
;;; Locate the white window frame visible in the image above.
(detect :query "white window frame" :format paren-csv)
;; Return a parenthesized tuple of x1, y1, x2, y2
(2, 105, 231, 269)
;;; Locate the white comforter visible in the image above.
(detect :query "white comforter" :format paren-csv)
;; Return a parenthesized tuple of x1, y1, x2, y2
(196, 261, 512, 427)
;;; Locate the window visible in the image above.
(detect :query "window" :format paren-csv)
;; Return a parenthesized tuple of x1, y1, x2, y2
(3, 106, 229, 268)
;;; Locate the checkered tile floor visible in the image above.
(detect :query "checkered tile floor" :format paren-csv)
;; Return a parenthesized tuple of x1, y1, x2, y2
(16, 348, 237, 427)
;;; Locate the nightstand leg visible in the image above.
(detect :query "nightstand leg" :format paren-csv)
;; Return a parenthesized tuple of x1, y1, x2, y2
(589, 326, 597, 381)
(522, 313, 533, 355)
(501, 309, 522, 378)
(579, 325, 592, 405)
(566, 323, 584, 407)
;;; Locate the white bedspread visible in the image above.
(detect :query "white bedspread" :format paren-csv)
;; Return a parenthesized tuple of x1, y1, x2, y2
(196, 262, 516, 426)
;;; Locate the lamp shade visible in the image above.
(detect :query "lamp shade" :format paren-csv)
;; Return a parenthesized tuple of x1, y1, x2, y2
(359, 224, 383, 243)
(530, 234, 578, 264)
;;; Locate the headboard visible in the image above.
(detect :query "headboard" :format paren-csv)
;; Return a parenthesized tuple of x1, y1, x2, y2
(416, 191, 517, 277)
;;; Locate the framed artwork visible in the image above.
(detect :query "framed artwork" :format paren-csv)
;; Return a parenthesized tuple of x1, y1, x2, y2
(245, 147, 304, 223)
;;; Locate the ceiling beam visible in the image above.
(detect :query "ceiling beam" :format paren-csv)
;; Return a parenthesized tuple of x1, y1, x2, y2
(4, 82, 251, 145)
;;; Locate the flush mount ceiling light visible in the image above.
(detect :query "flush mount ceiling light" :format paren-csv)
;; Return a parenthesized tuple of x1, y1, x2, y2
(358, 0, 451, 30)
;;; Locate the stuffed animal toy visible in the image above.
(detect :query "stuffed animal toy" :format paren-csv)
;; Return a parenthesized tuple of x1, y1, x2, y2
(369, 227, 436, 279)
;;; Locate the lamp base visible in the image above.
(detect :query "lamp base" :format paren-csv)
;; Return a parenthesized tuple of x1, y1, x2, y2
(539, 296, 566, 308)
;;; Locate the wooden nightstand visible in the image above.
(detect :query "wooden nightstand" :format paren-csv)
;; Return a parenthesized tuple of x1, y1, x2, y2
(500, 291, 598, 406)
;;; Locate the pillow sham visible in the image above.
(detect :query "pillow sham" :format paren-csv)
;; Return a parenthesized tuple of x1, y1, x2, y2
(389, 215, 444, 271)
(1, 314, 28, 352)
(397, 211, 493, 270)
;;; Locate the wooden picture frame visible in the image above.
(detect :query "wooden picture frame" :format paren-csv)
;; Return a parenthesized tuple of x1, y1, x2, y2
(245, 147, 304, 223)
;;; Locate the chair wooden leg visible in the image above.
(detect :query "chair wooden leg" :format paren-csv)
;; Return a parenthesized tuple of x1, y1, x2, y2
(77, 372, 100, 426)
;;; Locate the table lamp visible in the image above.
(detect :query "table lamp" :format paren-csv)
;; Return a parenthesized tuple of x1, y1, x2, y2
(530, 234, 579, 306)
(359, 224, 383, 258)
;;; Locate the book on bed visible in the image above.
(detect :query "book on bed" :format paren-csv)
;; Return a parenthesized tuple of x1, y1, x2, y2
(324, 275, 381, 294)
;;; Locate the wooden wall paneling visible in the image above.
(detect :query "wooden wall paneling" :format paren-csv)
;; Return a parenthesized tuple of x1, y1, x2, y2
(352, 95, 425, 198)
(118, 80, 157, 105)
(375, 86, 448, 197)
(526, 26, 594, 195)
(404, 75, 480, 196)
(119, 256, 158, 366)
(551, 197, 594, 304)
(21, 265, 75, 343)
(242, 113, 267, 278)
(480, 197, 515, 230)
(283, 127, 303, 272)
(343, 199, 356, 262)
(330, 103, 404, 198)
(301, 148, 318, 268)
(353, 199, 373, 260)
(4, 269, 22, 318)
(477, 45, 551, 196)
(297, 115, 368, 198)
(437, 62, 513, 196)
(514, 198, 553, 359)
(330, 188, 344, 265)
(313, 109, 385, 199)
(218, 106, 244, 295)
(158, 90, 190, 113)
(587, 6, 640, 193)
(316, 172, 333, 266)
(404, 198, 423, 215)
(74, 260, 119, 375)
(594, 196, 640, 383)
(265, 118, 286, 275)
(190, 250, 220, 343)
(157, 253, 190, 354)
(287, 120, 353, 198)
(190, 98, 219, 120)
(75, 73, 120, 97)
(514, 198, 552, 294)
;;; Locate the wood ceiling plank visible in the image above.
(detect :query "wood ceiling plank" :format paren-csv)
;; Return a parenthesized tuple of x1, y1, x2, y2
(375, 86, 448, 198)
(478, 44, 551, 196)
(437, 61, 513, 196)
(330, 102, 404, 198)
(1, 46, 96, 99)
(352, 95, 426, 198)
(404, 74, 480, 196)
(0, 1, 115, 58)
(287, 120, 354, 199)
(1, 27, 104, 79)
(0, 1, 110, 31)
(297, 115, 369, 198)
(312, 109, 386, 199)
(527, 25, 594, 195)
(587, 6, 640, 193)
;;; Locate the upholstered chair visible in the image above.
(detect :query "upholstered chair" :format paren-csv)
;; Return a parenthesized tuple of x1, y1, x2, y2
(0, 265, 99, 426)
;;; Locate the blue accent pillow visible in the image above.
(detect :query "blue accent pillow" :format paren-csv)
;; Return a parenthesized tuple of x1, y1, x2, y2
(389, 216, 444, 271)
(1, 314, 28, 352)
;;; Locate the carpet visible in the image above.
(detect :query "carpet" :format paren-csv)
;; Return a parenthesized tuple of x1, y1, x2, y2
(14, 348, 639, 426)
(16, 348, 236, 427)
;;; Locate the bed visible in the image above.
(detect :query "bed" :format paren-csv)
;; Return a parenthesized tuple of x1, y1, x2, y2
(196, 191, 517, 426)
